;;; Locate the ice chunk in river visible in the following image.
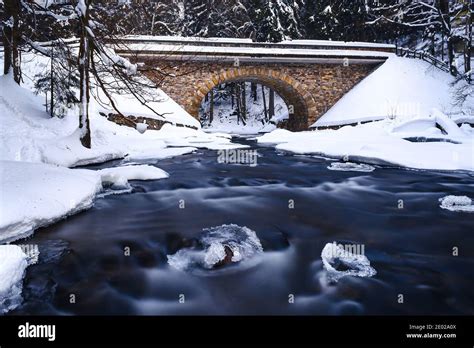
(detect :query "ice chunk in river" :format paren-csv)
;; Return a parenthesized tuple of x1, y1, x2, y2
(327, 162, 375, 172)
(167, 224, 263, 272)
(439, 195, 474, 212)
(0, 245, 28, 314)
(321, 242, 376, 283)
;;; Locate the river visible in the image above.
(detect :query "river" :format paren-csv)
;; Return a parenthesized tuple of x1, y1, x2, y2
(11, 137, 474, 315)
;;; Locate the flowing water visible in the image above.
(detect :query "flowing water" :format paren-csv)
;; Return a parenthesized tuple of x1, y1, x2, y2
(10, 137, 474, 315)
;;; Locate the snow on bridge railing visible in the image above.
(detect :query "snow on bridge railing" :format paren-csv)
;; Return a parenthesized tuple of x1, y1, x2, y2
(115, 35, 396, 53)
(395, 46, 451, 74)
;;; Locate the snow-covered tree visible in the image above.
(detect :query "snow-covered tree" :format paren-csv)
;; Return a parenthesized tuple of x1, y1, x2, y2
(96, 0, 183, 36)
(34, 41, 79, 117)
(183, 0, 247, 37)
(244, 0, 303, 42)
(367, 0, 469, 76)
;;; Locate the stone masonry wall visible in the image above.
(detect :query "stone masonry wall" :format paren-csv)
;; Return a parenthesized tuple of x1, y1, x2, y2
(140, 59, 379, 130)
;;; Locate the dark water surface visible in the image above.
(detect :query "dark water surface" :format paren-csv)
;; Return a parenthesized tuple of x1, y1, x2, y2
(12, 137, 474, 315)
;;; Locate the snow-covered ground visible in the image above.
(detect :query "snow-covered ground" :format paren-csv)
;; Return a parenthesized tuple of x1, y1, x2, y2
(258, 111, 473, 171)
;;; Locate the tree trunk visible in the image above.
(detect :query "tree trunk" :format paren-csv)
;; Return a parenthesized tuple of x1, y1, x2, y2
(251, 82, 257, 101)
(261, 85, 268, 122)
(209, 89, 214, 124)
(78, 0, 92, 148)
(447, 37, 457, 76)
(50, 45, 54, 117)
(241, 82, 247, 121)
(231, 83, 234, 109)
(235, 83, 241, 125)
(440, 0, 457, 76)
(465, 10, 472, 82)
(3, 0, 21, 84)
(269, 89, 275, 119)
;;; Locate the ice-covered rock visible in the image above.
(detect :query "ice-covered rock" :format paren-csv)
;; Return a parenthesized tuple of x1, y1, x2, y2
(390, 117, 438, 135)
(321, 242, 376, 283)
(99, 165, 169, 189)
(327, 162, 375, 172)
(0, 245, 28, 314)
(167, 224, 263, 272)
(439, 195, 474, 212)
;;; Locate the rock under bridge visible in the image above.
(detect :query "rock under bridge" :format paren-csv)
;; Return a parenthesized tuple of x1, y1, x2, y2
(114, 37, 395, 131)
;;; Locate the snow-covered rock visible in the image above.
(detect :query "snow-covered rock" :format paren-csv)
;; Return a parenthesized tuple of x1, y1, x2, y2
(327, 162, 375, 172)
(136, 122, 148, 134)
(167, 224, 263, 272)
(0, 245, 28, 314)
(391, 117, 436, 135)
(439, 195, 474, 212)
(431, 108, 466, 138)
(98, 165, 169, 189)
(321, 242, 376, 283)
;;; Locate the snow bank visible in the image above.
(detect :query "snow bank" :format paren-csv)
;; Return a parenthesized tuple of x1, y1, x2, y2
(313, 56, 463, 128)
(321, 242, 376, 283)
(0, 161, 171, 243)
(0, 245, 28, 314)
(167, 224, 263, 273)
(439, 195, 474, 213)
(0, 161, 102, 243)
(258, 114, 474, 172)
(0, 75, 239, 167)
(0, 53, 241, 168)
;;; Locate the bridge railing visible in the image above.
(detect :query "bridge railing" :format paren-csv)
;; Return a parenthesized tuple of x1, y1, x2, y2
(395, 46, 451, 74)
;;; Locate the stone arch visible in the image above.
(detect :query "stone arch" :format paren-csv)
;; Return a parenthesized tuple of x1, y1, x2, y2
(188, 67, 318, 131)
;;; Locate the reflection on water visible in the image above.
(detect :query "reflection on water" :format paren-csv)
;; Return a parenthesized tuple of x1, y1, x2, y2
(11, 138, 474, 315)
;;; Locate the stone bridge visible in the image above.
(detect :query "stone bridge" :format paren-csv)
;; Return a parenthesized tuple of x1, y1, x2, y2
(115, 37, 395, 131)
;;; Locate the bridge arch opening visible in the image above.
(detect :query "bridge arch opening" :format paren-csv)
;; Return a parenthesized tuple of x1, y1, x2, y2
(188, 68, 317, 131)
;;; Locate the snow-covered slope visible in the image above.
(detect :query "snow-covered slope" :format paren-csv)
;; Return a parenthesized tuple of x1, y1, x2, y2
(18, 52, 199, 128)
(313, 56, 465, 127)
(0, 73, 240, 167)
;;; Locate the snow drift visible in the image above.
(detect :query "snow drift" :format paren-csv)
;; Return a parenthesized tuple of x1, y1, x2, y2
(313, 55, 469, 128)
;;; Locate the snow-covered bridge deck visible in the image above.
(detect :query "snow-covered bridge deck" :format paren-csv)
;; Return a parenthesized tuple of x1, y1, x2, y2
(113, 36, 395, 65)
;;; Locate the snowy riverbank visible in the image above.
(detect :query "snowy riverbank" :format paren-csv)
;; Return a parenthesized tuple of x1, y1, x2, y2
(259, 56, 473, 171)
(258, 111, 474, 171)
